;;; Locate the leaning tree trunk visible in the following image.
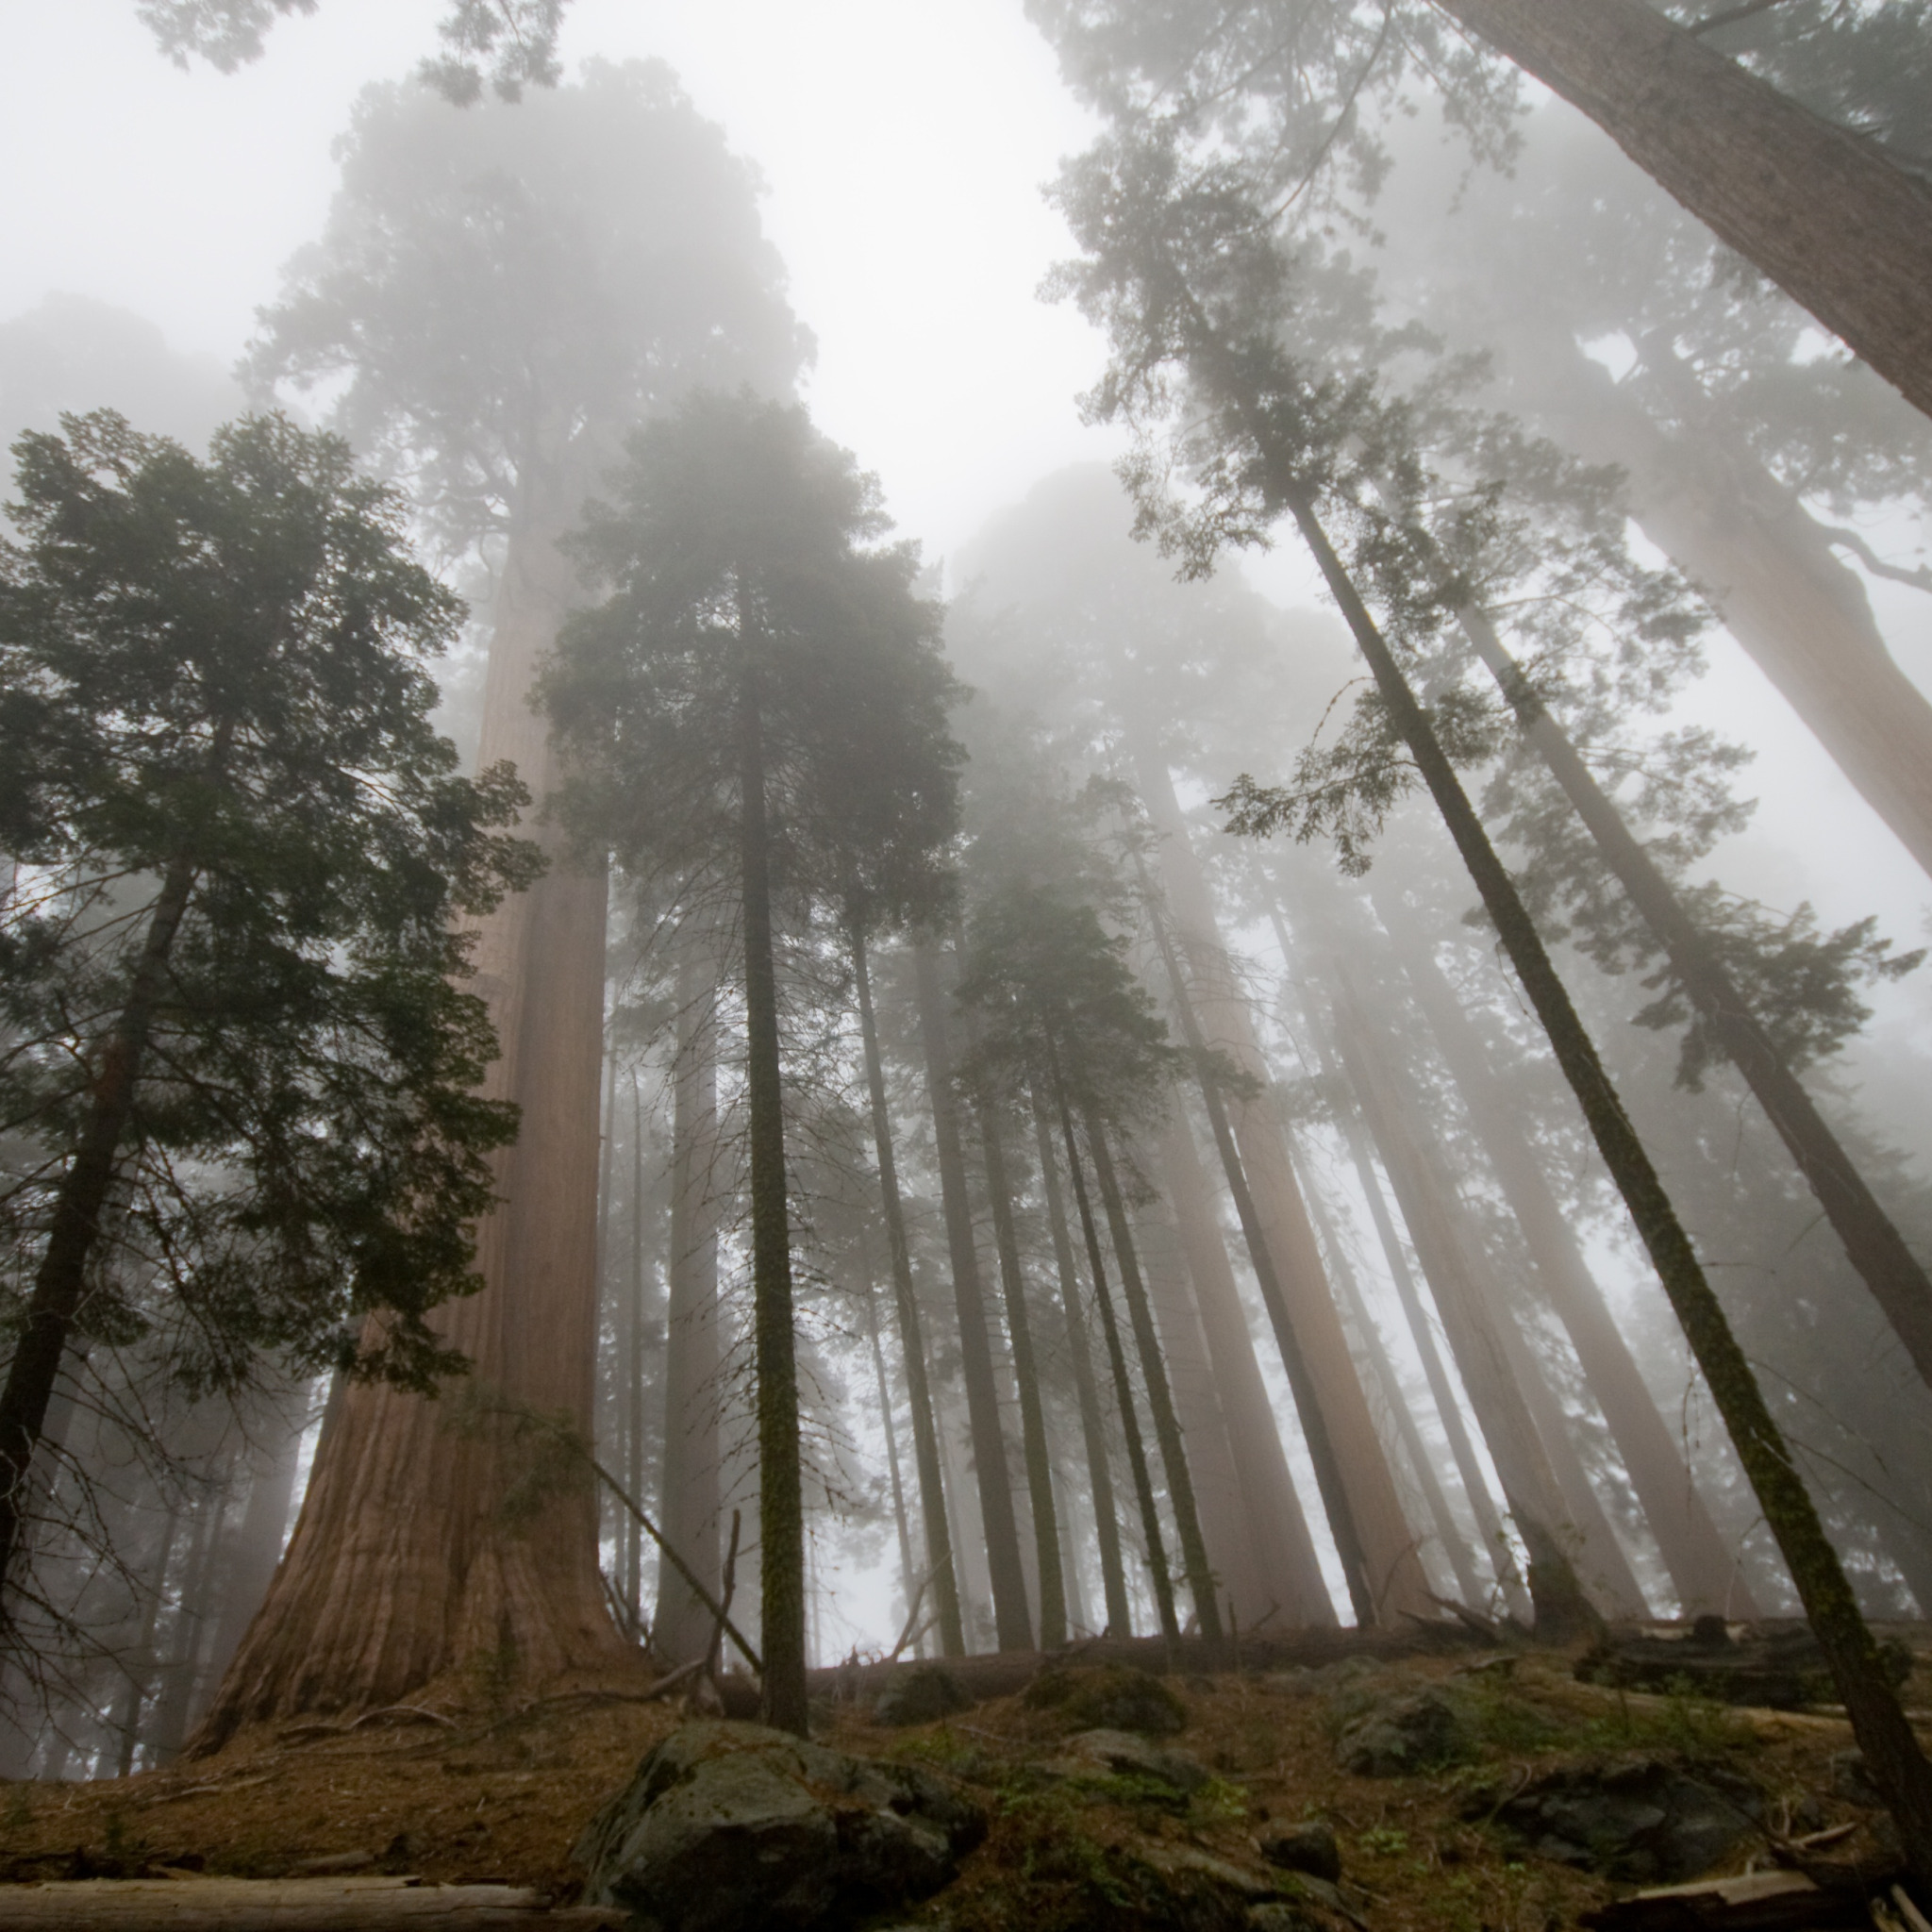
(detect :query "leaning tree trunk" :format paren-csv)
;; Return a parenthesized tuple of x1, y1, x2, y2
(1319, 960, 1608, 1635)
(1435, 0, 1932, 425)
(657, 943, 724, 1665)
(1378, 878, 1760, 1616)
(1131, 752, 1436, 1622)
(1053, 1058, 1179, 1644)
(913, 944, 1034, 1651)
(196, 511, 625, 1751)
(1084, 1111, 1225, 1654)
(1462, 603, 1932, 1397)
(1031, 1091, 1134, 1635)
(854, 926, 967, 1657)
(1155, 1113, 1336, 1626)
(1275, 480, 1932, 1881)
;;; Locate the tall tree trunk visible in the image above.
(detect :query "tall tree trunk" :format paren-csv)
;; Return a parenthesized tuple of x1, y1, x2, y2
(912, 944, 1034, 1651)
(860, 1272, 918, 1643)
(198, 516, 623, 1747)
(1507, 307, 1932, 879)
(1321, 958, 1606, 1637)
(625, 1075, 649, 1635)
(975, 1094, 1069, 1648)
(1155, 1113, 1335, 1625)
(1380, 879, 1760, 1616)
(1278, 485, 1932, 1879)
(1084, 1114, 1225, 1653)
(737, 657, 806, 1736)
(1031, 1091, 1134, 1635)
(1462, 604, 1932, 1395)
(1131, 752, 1435, 1621)
(197, 1402, 306, 1713)
(853, 926, 966, 1657)
(658, 946, 723, 1665)
(1142, 874, 1376, 1624)
(1053, 1058, 1178, 1644)
(1435, 0, 1932, 425)
(1297, 1165, 1487, 1607)
(0, 853, 197, 1601)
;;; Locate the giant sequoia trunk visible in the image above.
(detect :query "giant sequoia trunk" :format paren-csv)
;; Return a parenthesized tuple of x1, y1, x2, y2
(1377, 883, 1760, 1617)
(1134, 752, 1436, 1623)
(1436, 0, 1932, 425)
(1512, 331, 1932, 881)
(197, 518, 624, 1748)
(656, 945, 724, 1665)
(913, 945, 1034, 1652)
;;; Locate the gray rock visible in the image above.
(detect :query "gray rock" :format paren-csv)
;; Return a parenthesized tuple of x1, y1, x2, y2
(575, 1719, 986, 1932)
(1832, 1748, 1884, 1808)
(1058, 1727, 1209, 1792)
(873, 1663, 970, 1728)
(1257, 1822, 1341, 1883)
(1024, 1662, 1188, 1736)
(1479, 1753, 1763, 1883)
(1334, 1689, 1472, 1776)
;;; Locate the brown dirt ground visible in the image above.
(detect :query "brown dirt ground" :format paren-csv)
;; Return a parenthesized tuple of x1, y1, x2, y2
(0, 1631, 1924, 1927)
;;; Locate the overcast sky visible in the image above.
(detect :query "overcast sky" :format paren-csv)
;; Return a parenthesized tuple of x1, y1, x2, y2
(4, 0, 1930, 1138)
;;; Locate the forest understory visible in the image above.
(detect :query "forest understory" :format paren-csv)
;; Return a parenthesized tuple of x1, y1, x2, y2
(2, 1626, 1925, 1930)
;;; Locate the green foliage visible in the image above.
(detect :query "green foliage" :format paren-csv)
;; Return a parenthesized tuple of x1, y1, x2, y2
(0, 410, 537, 1394)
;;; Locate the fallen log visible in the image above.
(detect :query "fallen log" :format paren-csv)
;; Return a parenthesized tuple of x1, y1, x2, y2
(0, 1876, 624, 1929)
(1579, 1869, 1858, 1931)
(1575, 1618, 1913, 1711)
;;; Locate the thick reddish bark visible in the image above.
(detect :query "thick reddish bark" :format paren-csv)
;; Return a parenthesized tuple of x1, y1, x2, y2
(195, 518, 625, 1747)
(1436, 0, 1932, 424)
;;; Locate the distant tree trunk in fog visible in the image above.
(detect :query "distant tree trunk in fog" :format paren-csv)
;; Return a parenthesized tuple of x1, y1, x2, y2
(1321, 963, 1605, 1638)
(1052, 1061, 1178, 1643)
(197, 1408, 306, 1712)
(913, 943, 1034, 1652)
(1084, 1112, 1225, 1653)
(1031, 1091, 1134, 1635)
(974, 1089, 1069, 1649)
(1381, 885, 1759, 1616)
(860, 1273, 918, 1642)
(854, 926, 966, 1657)
(1142, 875, 1375, 1624)
(1436, 0, 1932, 425)
(1132, 752, 1434, 1623)
(114, 1502, 181, 1776)
(625, 1076, 649, 1633)
(1298, 1170, 1487, 1607)
(1460, 603, 1932, 1401)
(658, 945, 724, 1666)
(1155, 1113, 1336, 1625)
(197, 521, 623, 1746)
(1516, 337, 1932, 880)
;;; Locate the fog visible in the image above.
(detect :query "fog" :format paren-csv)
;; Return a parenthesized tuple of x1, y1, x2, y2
(3, 0, 1932, 1827)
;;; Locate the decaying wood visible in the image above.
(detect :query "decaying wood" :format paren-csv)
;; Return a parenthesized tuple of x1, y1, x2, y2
(1577, 1621, 1912, 1710)
(0, 1876, 625, 1928)
(1579, 1868, 1840, 1930)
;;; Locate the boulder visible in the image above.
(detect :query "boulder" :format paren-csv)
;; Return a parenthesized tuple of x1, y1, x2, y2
(1024, 1662, 1188, 1736)
(1476, 1753, 1762, 1884)
(1057, 1728, 1209, 1792)
(1334, 1689, 1472, 1776)
(1257, 1823, 1341, 1884)
(873, 1664, 970, 1728)
(1831, 1749, 1884, 1809)
(575, 1720, 986, 1932)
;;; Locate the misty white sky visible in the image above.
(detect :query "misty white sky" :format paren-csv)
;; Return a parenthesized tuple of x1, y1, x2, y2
(3, 0, 1930, 1136)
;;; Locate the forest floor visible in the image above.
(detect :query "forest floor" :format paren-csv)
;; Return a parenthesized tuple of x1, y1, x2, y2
(0, 1624, 1924, 1929)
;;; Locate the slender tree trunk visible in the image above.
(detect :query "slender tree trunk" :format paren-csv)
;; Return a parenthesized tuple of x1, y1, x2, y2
(1052, 1057, 1178, 1644)
(737, 656, 806, 1736)
(1380, 879, 1759, 1616)
(1510, 336, 1932, 883)
(197, 1401, 306, 1713)
(1298, 1168, 1486, 1607)
(148, 1480, 229, 1761)
(1031, 1091, 1133, 1635)
(1132, 753, 1435, 1620)
(658, 946, 723, 1665)
(199, 514, 623, 1746)
(861, 1272, 918, 1642)
(0, 854, 196, 1601)
(1142, 874, 1377, 1624)
(1434, 0, 1932, 425)
(852, 924, 965, 1657)
(1463, 606, 1932, 1395)
(1281, 486, 1932, 1880)
(1155, 1113, 1335, 1625)
(626, 1075, 648, 1634)
(1084, 1113, 1225, 1653)
(976, 1095, 1069, 1648)
(912, 944, 1034, 1651)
